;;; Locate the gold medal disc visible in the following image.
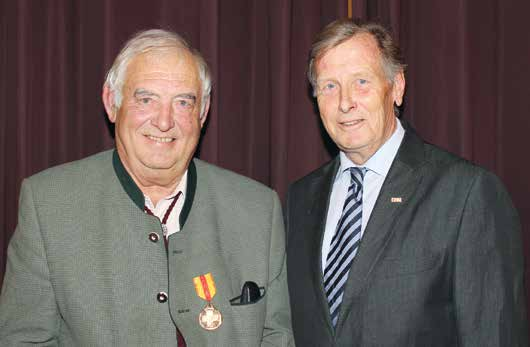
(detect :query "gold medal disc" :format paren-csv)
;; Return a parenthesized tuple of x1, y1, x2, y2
(198, 302, 223, 330)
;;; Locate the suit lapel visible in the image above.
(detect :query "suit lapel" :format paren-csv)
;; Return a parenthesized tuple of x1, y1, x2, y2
(305, 159, 340, 333)
(336, 127, 427, 334)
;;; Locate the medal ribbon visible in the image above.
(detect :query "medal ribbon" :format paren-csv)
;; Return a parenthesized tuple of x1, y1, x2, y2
(193, 273, 217, 301)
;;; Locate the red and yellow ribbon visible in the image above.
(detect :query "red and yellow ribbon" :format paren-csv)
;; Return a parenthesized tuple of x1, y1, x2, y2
(193, 273, 217, 301)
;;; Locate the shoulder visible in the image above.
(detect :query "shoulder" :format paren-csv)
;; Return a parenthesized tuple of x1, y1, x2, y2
(406, 135, 511, 209)
(422, 142, 493, 185)
(28, 150, 112, 180)
(193, 158, 276, 198)
(191, 159, 282, 221)
(288, 158, 338, 193)
(399, 128, 492, 187)
(24, 150, 114, 195)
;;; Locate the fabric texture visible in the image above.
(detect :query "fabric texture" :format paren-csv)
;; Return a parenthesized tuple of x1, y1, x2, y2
(0, 150, 294, 346)
(286, 123, 528, 346)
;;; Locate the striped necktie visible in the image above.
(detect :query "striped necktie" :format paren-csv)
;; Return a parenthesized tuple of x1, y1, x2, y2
(324, 167, 367, 328)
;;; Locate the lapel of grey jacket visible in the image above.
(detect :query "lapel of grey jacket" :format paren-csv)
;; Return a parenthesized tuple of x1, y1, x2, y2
(306, 158, 341, 334)
(335, 125, 426, 335)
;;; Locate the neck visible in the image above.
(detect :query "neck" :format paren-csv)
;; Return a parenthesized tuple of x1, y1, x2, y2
(133, 171, 183, 206)
(117, 153, 188, 207)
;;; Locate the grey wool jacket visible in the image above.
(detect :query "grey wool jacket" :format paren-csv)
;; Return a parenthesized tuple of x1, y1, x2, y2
(0, 150, 294, 346)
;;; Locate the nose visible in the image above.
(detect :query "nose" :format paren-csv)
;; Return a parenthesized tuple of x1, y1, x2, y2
(339, 85, 356, 113)
(151, 102, 175, 131)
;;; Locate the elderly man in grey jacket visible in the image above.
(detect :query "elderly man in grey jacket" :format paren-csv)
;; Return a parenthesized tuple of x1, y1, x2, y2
(0, 29, 293, 347)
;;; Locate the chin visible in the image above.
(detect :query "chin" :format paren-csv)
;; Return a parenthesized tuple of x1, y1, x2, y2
(148, 162, 177, 171)
(139, 157, 177, 171)
(338, 139, 368, 152)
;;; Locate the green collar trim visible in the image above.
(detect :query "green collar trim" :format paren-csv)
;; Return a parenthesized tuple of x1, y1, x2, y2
(180, 159, 196, 228)
(112, 150, 197, 228)
(112, 150, 145, 210)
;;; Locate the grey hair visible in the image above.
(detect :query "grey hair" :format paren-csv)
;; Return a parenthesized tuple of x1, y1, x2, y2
(105, 29, 212, 118)
(308, 19, 406, 96)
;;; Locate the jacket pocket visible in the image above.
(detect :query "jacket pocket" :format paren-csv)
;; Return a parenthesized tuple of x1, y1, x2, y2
(229, 291, 267, 344)
(375, 255, 441, 278)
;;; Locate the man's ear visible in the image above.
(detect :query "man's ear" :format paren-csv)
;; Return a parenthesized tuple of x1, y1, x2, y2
(102, 84, 117, 123)
(392, 71, 406, 107)
(199, 96, 211, 128)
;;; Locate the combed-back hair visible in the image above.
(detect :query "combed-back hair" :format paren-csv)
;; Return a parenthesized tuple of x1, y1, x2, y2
(308, 19, 406, 95)
(105, 29, 211, 118)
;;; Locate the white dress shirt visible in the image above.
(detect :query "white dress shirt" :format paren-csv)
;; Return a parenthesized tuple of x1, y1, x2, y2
(144, 170, 187, 237)
(321, 119, 405, 271)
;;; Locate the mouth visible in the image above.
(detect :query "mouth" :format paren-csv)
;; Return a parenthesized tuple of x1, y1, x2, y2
(145, 135, 175, 143)
(340, 119, 364, 127)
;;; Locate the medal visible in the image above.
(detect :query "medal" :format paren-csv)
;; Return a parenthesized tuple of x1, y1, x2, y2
(198, 302, 223, 330)
(193, 273, 223, 330)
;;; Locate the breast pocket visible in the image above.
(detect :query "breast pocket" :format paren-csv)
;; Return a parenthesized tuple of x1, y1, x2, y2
(375, 255, 441, 279)
(229, 292, 267, 345)
(364, 254, 445, 316)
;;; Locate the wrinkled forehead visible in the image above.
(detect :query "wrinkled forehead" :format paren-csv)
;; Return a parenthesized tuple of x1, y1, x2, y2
(316, 33, 385, 74)
(124, 47, 201, 85)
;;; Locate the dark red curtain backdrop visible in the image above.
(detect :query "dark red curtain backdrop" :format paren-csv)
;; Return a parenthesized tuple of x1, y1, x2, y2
(2, 0, 530, 321)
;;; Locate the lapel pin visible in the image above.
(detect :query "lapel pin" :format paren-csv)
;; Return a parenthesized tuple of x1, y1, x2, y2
(391, 197, 402, 203)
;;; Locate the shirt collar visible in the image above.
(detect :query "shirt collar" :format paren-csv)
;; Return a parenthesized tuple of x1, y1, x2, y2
(337, 118, 405, 180)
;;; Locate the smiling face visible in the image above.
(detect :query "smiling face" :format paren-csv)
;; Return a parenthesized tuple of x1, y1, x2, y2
(103, 47, 208, 187)
(314, 33, 405, 164)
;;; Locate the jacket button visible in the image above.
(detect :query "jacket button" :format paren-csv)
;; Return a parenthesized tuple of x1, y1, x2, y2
(157, 291, 168, 303)
(148, 232, 160, 242)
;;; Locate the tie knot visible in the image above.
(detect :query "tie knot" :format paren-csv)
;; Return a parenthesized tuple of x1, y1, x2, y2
(347, 167, 366, 197)
(348, 167, 366, 184)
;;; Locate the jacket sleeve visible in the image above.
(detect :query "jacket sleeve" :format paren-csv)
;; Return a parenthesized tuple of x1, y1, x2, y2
(261, 191, 295, 347)
(454, 170, 528, 346)
(0, 179, 60, 346)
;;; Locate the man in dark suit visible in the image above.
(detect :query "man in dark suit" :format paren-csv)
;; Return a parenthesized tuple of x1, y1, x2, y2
(286, 19, 528, 346)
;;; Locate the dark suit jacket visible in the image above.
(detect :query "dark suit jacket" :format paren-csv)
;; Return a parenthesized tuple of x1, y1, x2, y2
(286, 125, 528, 346)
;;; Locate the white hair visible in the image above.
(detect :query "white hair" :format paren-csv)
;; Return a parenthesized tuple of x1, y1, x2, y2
(104, 29, 212, 118)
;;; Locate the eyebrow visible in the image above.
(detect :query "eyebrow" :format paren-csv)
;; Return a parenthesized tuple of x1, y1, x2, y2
(174, 93, 197, 101)
(316, 78, 338, 87)
(133, 89, 197, 101)
(134, 89, 158, 98)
